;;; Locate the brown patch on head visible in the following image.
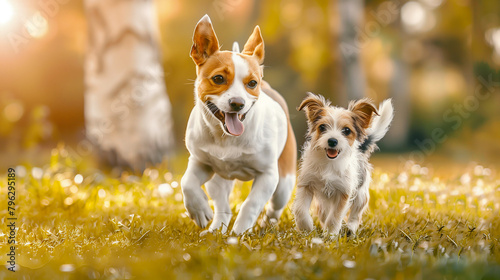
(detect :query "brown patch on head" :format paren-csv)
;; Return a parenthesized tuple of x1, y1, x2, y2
(191, 18, 267, 103)
(348, 98, 379, 141)
(298, 93, 330, 126)
(190, 15, 220, 66)
(196, 51, 235, 102)
(242, 26, 264, 64)
(307, 116, 329, 144)
(238, 53, 262, 98)
(336, 112, 358, 146)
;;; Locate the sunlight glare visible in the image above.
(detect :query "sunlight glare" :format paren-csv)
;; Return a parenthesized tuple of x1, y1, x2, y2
(0, 0, 14, 25)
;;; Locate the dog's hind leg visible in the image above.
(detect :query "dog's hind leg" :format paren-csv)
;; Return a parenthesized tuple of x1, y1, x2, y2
(260, 174, 295, 227)
(205, 174, 235, 233)
(346, 167, 371, 235)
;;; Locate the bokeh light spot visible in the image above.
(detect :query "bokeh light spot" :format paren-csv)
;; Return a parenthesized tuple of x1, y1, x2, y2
(158, 183, 173, 197)
(4, 101, 24, 122)
(60, 264, 75, 272)
(25, 11, 48, 38)
(98, 189, 106, 198)
(61, 179, 72, 188)
(70, 185, 78, 194)
(64, 197, 73, 206)
(74, 174, 83, 184)
(401, 1, 434, 33)
(32, 167, 43, 180)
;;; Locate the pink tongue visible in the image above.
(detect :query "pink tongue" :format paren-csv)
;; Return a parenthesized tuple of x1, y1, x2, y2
(225, 113, 244, 136)
(327, 149, 338, 158)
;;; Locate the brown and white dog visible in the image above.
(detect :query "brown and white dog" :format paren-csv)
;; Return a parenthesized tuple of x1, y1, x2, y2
(181, 15, 296, 235)
(293, 93, 393, 237)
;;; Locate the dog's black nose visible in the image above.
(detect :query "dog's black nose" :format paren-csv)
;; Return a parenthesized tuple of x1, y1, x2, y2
(328, 138, 338, 147)
(229, 97, 245, 111)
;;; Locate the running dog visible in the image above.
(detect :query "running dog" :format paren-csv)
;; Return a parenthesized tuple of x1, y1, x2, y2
(181, 15, 296, 235)
(293, 93, 393, 236)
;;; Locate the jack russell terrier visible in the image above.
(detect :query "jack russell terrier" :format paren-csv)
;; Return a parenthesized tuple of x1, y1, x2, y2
(181, 15, 297, 235)
(293, 93, 393, 237)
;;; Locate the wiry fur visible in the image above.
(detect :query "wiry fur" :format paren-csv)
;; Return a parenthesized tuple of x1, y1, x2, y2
(293, 93, 393, 237)
(360, 99, 394, 154)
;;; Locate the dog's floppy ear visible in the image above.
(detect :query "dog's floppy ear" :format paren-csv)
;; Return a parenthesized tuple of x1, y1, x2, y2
(190, 15, 220, 66)
(242, 26, 264, 64)
(298, 92, 328, 124)
(349, 98, 379, 139)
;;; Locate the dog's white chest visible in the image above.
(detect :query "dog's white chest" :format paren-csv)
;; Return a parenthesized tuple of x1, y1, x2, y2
(185, 92, 287, 182)
(201, 144, 263, 181)
(321, 177, 346, 197)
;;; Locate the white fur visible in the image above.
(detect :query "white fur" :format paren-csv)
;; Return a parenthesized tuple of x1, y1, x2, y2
(232, 42, 240, 53)
(293, 99, 393, 237)
(182, 54, 291, 235)
(367, 99, 394, 143)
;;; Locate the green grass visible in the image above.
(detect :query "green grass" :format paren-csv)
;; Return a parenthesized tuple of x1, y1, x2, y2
(1, 146, 500, 279)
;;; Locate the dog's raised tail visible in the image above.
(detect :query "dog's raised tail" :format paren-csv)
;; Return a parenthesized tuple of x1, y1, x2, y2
(232, 42, 240, 53)
(359, 99, 394, 154)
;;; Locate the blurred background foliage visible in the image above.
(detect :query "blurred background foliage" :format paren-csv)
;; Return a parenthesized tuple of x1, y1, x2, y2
(0, 0, 500, 169)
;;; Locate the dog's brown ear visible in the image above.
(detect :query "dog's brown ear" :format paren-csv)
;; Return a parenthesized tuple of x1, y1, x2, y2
(190, 15, 219, 66)
(242, 26, 264, 64)
(298, 93, 328, 124)
(349, 98, 379, 140)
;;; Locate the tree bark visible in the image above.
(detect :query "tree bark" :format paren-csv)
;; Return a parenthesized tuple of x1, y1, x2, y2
(84, 0, 174, 171)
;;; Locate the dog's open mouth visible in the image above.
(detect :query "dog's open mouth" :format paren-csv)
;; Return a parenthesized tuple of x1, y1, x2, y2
(326, 148, 340, 159)
(206, 101, 245, 136)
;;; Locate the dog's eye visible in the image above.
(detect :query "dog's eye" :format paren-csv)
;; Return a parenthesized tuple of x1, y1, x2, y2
(247, 80, 258, 89)
(212, 75, 225, 85)
(319, 124, 327, 133)
(342, 127, 351, 136)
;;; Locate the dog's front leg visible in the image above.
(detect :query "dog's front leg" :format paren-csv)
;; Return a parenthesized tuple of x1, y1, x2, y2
(181, 158, 214, 228)
(232, 170, 279, 235)
(205, 175, 235, 233)
(292, 186, 314, 232)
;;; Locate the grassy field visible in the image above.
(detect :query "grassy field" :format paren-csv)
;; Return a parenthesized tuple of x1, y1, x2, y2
(1, 146, 499, 279)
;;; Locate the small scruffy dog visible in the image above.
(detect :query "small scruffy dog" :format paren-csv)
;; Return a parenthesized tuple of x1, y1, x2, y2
(292, 93, 393, 236)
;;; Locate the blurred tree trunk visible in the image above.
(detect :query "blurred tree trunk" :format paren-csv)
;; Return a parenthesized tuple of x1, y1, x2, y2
(385, 16, 410, 149)
(338, 0, 366, 104)
(84, 0, 174, 171)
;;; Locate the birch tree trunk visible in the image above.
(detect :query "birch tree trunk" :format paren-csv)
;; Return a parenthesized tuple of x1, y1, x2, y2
(84, 0, 174, 171)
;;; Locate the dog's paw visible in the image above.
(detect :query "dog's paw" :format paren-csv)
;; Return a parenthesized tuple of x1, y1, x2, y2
(325, 225, 342, 239)
(346, 221, 359, 237)
(232, 219, 254, 235)
(295, 214, 314, 232)
(208, 217, 231, 234)
(259, 215, 279, 229)
(183, 188, 213, 228)
(201, 219, 231, 236)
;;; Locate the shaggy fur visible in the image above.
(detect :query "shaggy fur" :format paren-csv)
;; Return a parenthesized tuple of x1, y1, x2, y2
(293, 93, 394, 236)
